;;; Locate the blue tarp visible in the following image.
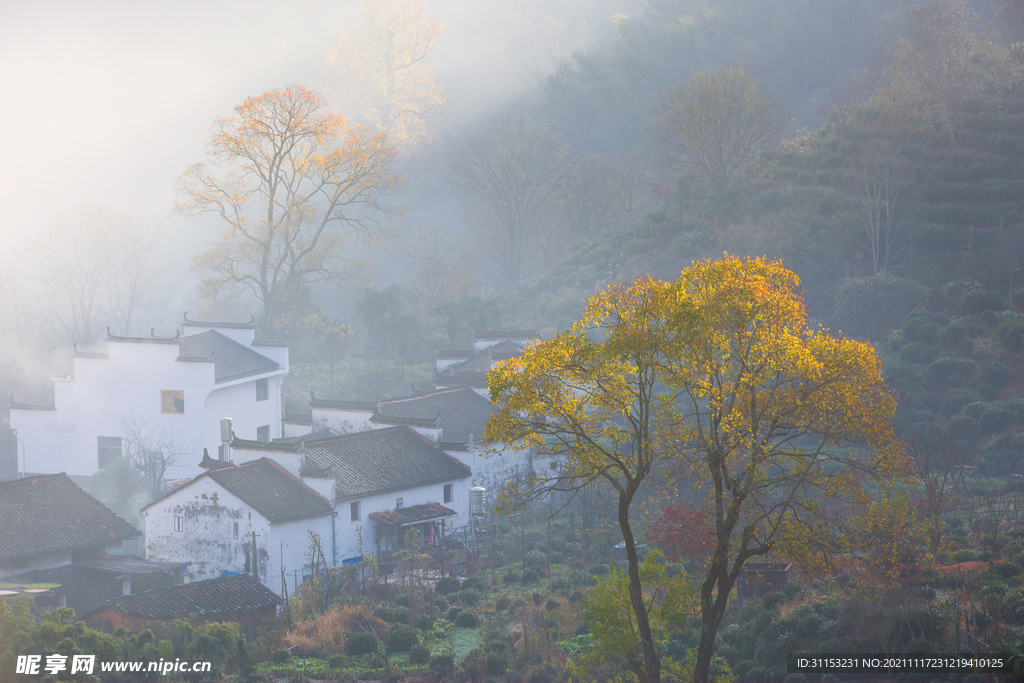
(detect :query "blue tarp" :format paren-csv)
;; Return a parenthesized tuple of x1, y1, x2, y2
(342, 555, 363, 566)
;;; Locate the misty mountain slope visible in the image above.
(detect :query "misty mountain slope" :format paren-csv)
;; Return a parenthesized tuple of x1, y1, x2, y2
(535, 0, 920, 152)
(500, 64, 1024, 475)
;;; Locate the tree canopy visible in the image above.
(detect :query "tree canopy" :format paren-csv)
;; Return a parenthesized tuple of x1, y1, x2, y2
(650, 65, 789, 190)
(175, 85, 400, 332)
(486, 255, 906, 683)
(324, 0, 446, 149)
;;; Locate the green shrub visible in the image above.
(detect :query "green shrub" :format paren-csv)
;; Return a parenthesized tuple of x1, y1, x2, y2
(345, 631, 378, 656)
(495, 597, 511, 611)
(520, 569, 540, 584)
(327, 654, 344, 669)
(568, 570, 594, 587)
(486, 651, 509, 675)
(943, 388, 980, 416)
(460, 589, 482, 607)
(415, 613, 433, 631)
(461, 577, 489, 592)
(961, 289, 1005, 314)
(436, 577, 461, 595)
(385, 623, 418, 653)
(409, 643, 431, 665)
(588, 564, 610, 576)
(569, 590, 584, 603)
(545, 599, 559, 611)
(432, 596, 449, 614)
(532, 592, 544, 606)
(270, 649, 291, 664)
(455, 610, 480, 627)
(997, 320, 1024, 349)
(430, 653, 455, 678)
(446, 606, 462, 622)
(373, 603, 409, 624)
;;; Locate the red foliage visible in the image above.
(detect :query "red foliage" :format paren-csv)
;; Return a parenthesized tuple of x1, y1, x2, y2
(648, 503, 716, 563)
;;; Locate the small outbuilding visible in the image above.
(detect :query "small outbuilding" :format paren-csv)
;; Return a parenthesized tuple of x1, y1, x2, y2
(82, 573, 281, 631)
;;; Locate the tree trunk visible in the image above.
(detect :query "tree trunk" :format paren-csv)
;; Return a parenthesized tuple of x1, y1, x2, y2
(618, 490, 660, 683)
(692, 561, 740, 683)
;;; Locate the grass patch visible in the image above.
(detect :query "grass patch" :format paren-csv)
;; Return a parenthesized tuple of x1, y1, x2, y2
(448, 627, 483, 663)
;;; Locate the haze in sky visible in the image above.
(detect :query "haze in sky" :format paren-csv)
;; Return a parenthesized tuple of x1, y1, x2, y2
(0, 0, 639, 261)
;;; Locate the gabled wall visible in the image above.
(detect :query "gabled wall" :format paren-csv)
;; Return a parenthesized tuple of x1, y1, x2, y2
(143, 476, 332, 592)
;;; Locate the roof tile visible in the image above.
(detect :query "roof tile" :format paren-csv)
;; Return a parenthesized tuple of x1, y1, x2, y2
(0, 474, 140, 563)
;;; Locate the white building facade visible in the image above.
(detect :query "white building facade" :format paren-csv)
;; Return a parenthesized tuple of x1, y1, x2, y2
(10, 318, 288, 482)
(142, 458, 334, 591)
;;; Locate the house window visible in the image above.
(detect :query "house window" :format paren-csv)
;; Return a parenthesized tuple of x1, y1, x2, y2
(256, 425, 270, 442)
(161, 390, 185, 414)
(232, 522, 239, 539)
(550, 460, 558, 470)
(444, 484, 453, 504)
(396, 497, 403, 509)
(97, 436, 122, 469)
(256, 378, 269, 402)
(174, 516, 183, 532)
(351, 501, 360, 522)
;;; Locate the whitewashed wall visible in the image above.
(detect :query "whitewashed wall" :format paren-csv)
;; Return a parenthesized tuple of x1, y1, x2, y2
(444, 444, 532, 496)
(12, 342, 212, 479)
(12, 331, 286, 481)
(143, 476, 331, 592)
(335, 477, 471, 562)
(311, 408, 374, 434)
(205, 376, 282, 447)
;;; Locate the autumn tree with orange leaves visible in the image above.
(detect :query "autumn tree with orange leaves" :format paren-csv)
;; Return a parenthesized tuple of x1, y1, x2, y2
(175, 85, 400, 332)
(325, 0, 446, 149)
(485, 256, 907, 683)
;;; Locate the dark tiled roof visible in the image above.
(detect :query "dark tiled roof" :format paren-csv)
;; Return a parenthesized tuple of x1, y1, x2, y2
(85, 574, 280, 620)
(179, 330, 280, 383)
(487, 340, 525, 360)
(283, 410, 313, 426)
(434, 374, 488, 389)
(309, 392, 376, 411)
(271, 429, 341, 446)
(369, 412, 440, 428)
(199, 451, 235, 470)
(230, 437, 302, 453)
(9, 399, 56, 411)
(107, 330, 181, 344)
(143, 459, 332, 523)
(207, 459, 333, 522)
(436, 349, 474, 360)
(182, 313, 256, 330)
(75, 556, 183, 574)
(445, 351, 493, 374)
(378, 387, 494, 443)
(369, 502, 458, 526)
(303, 427, 471, 500)
(474, 329, 538, 341)
(0, 474, 140, 563)
(6, 562, 176, 616)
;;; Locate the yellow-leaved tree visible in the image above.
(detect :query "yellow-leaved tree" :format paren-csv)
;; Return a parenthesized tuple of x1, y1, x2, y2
(485, 255, 908, 683)
(175, 85, 400, 333)
(324, 0, 446, 149)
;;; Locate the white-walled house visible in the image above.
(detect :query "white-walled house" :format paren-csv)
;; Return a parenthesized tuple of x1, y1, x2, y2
(142, 457, 334, 591)
(228, 426, 472, 567)
(433, 329, 537, 397)
(307, 386, 533, 493)
(9, 317, 288, 482)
